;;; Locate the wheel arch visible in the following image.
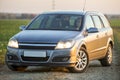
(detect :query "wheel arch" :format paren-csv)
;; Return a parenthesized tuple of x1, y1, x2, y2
(81, 44, 87, 49)
(109, 41, 114, 48)
(77, 41, 87, 50)
(107, 38, 114, 49)
(76, 41, 88, 56)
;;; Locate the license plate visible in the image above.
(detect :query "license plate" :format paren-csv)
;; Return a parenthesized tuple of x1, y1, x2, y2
(24, 50, 46, 57)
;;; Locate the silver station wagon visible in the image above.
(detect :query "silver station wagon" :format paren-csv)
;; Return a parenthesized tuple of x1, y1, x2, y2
(5, 11, 114, 73)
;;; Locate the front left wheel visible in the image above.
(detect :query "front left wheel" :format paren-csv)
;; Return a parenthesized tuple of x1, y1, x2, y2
(100, 44, 113, 66)
(68, 47, 89, 73)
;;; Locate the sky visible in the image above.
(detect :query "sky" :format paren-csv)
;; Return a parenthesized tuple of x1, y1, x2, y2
(0, 0, 120, 14)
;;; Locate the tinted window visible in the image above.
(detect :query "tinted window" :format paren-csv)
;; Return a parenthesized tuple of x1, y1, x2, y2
(27, 14, 82, 31)
(92, 16, 103, 29)
(100, 16, 110, 27)
(85, 15, 95, 29)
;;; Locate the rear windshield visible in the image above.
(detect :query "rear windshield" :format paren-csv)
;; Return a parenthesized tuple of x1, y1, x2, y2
(26, 14, 83, 31)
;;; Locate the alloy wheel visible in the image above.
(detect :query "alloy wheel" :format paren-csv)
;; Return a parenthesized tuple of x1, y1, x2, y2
(75, 50, 88, 71)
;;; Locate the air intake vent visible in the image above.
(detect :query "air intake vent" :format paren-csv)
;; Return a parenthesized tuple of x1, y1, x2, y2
(21, 56, 49, 62)
(19, 43, 56, 50)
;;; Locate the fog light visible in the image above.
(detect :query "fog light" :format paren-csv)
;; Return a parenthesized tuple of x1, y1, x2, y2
(8, 55, 13, 60)
(62, 57, 69, 62)
(52, 56, 70, 62)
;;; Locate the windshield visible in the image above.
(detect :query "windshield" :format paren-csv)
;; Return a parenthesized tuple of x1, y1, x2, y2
(27, 14, 83, 31)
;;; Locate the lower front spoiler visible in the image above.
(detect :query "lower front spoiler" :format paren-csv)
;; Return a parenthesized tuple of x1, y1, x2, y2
(6, 61, 75, 67)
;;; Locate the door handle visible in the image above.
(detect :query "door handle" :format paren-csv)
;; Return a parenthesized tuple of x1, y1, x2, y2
(105, 32, 107, 36)
(96, 35, 99, 38)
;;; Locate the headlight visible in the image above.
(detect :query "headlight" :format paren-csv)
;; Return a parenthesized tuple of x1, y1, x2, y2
(55, 40, 75, 49)
(8, 38, 18, 48)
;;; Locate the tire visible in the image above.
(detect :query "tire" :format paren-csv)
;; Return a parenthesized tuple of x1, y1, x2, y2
(100, 44, 113, 66)
(68, 47, 89, 73)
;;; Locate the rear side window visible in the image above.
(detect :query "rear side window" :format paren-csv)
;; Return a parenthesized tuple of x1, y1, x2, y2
(92, 16, 103, 29)
(100, 16, 110, 27)
(85, 15, 95, 29)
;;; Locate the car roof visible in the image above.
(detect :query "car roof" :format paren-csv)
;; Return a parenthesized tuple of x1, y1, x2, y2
(42, 10, 86, 15)
(41, 10, 104, 16)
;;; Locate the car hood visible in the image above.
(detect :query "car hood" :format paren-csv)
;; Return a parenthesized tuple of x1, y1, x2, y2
(15, 30, 80, 44)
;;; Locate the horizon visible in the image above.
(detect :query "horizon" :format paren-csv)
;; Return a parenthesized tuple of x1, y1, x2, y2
(0, 0, 120, 15)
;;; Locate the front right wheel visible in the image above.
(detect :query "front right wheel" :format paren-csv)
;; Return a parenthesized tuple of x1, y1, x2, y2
(6, 64, 27, 71)
(5, 55, 27, 71)
(68, 47, 89, 73)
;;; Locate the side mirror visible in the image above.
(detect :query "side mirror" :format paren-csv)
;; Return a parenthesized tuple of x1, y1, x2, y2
(87, 27, 99, 33)
(19, 25, 26, 31)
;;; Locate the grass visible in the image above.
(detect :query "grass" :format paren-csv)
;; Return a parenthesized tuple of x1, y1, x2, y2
(0, 19, 120, 64)
(109, 19, 120, 53)
(0, 19, 30, 64)
(109, 19, 120, 27)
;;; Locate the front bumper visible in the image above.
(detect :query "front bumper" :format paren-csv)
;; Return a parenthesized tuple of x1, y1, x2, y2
(6, 47, 77, 67)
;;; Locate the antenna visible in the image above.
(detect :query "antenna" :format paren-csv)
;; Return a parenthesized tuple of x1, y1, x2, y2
(83, 0, 86, 11)
(52, 0, 55, 10)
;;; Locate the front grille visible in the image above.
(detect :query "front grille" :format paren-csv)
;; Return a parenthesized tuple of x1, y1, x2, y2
(19, 43, 56, 50)
(21, 56, 49, 62)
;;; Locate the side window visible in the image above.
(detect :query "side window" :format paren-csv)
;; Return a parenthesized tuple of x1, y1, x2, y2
(29, 15, 44, 29)
(85, 15, 95, 29)
(100, 16, 110, 27)
(92, 16, 103, 29)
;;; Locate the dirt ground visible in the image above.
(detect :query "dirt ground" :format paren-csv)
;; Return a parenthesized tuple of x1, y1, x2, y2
(0, 51, 120, 80)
